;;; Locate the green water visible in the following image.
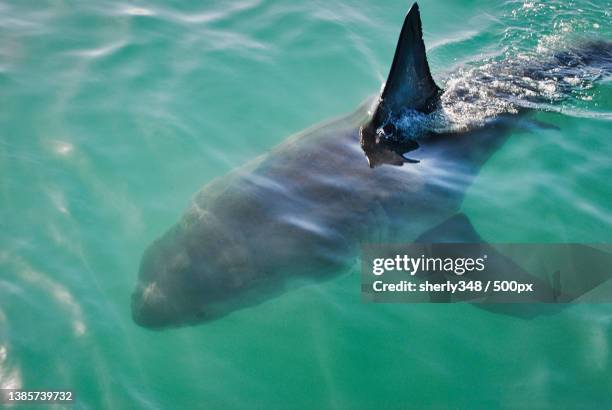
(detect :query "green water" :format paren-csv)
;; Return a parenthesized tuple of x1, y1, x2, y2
(1, 0, 612, 408)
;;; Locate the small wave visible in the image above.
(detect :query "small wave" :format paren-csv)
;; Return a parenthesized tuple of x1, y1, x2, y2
(119, 6, 156, 17)
(72, 40, 127, 59)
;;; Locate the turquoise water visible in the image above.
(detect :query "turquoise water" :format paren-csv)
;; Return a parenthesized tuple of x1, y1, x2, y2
(1, 0, 612, 408)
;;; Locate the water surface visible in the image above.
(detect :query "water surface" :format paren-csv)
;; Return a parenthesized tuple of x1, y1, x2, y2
(1, 0, 612, 408)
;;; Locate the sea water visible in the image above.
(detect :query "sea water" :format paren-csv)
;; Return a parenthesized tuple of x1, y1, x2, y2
(1, 0, 611, 408)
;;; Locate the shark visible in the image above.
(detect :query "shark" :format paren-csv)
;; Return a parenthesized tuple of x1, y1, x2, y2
(131, 3, 612, 328)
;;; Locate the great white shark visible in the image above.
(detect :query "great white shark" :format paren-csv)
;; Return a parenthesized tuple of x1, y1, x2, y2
(132, 3, 612, 328)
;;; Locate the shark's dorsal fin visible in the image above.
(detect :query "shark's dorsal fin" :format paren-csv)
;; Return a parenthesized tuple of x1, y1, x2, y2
(377, 3, 440, 117)
(360, 3, 441, 168)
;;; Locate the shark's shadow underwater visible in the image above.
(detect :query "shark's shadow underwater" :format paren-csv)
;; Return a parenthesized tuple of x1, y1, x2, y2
(132, 3, 612, 329)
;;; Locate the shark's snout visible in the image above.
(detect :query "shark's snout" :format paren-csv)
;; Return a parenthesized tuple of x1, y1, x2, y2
(131, 236, 207, 329)
(131, 281, 171, 328)
(131, 280, 207, 329)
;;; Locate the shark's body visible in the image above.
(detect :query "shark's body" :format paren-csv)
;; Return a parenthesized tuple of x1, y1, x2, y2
(132, 4, 611, 328)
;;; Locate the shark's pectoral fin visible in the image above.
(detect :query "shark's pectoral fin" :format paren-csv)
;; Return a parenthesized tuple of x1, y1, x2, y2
(414, 214, 612, 316)
(415, 213, 482, 243)
(540, 245, 612, 302)
(415, 215, 555, 303)
(413, 214, 555, 316)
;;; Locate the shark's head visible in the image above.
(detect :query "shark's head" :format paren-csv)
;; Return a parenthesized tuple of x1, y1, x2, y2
(131, 212, 252, 329)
